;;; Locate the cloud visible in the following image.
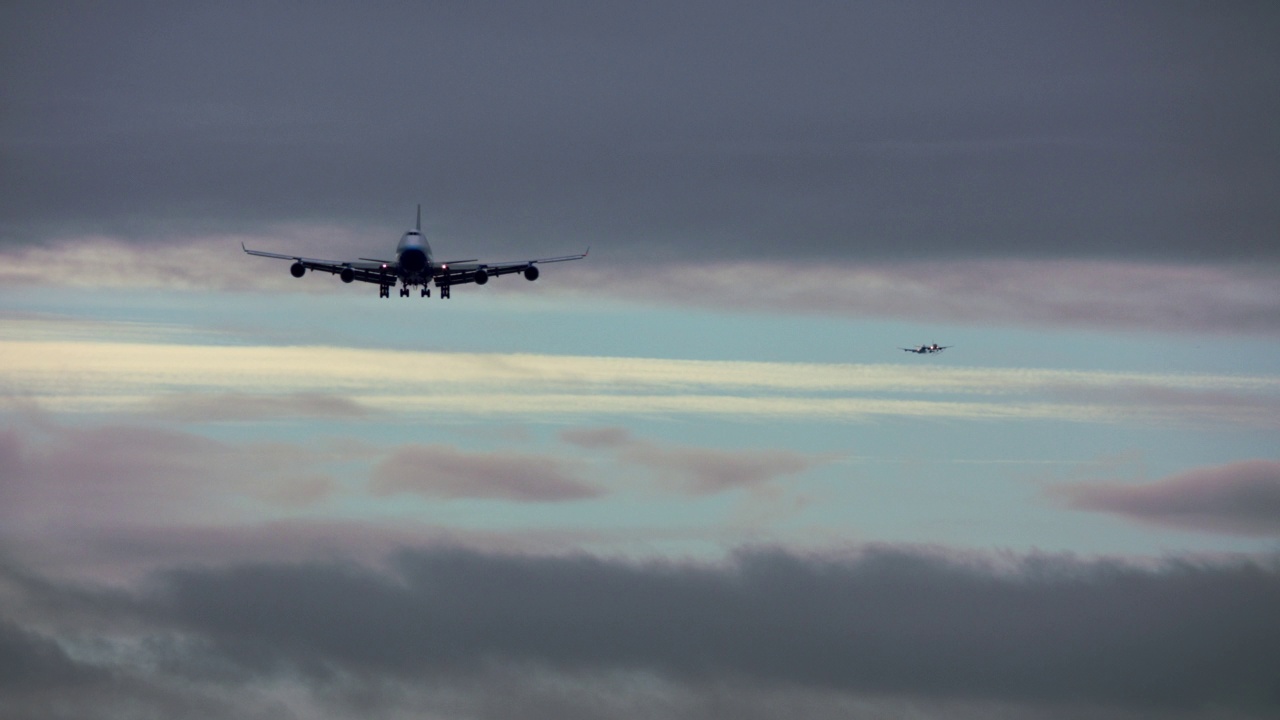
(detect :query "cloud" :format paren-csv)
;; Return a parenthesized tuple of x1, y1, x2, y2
(370, 444, 598, 502)
(148, 392, 376, 422)
(5, 239, 1280, 334)
(0, 616, 102, 691)
(563, 426, 830, 495)
(560, 260, 1280, 335)
(559, 426, 632, 449)
(1053, 460, 1280, 536)
(2, 545, 1278, 719)
(0, 423, 348, 536)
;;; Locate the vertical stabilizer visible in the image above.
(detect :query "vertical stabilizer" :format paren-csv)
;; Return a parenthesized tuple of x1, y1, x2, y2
(416, 204, 422, 232)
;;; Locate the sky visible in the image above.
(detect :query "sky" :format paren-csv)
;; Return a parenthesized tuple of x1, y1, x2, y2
(2, 2, 1279, 718)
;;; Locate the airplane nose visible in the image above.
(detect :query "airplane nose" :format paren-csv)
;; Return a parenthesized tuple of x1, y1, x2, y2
(400, 248, 427, 273)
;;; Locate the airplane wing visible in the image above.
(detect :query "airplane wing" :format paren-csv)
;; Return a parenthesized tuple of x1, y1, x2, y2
(242, 243, 394, 284)
(436, 248, 589, 286)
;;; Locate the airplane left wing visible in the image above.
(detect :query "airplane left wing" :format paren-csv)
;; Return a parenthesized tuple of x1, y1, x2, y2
(242, 243, 393, 284)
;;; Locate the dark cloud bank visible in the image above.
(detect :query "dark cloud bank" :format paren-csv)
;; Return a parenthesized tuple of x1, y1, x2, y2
(3, 545, 1278, 719)
(3, 3, 1278, 267)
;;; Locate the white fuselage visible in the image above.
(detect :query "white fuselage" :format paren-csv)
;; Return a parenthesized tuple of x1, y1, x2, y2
(395, 230, 434, 281)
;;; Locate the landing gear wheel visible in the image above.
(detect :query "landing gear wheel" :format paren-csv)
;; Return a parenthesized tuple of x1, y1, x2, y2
(422, 288, 429, 298)
(440, 286, 451, 299)
(400, 287, 409, 298)
(379, 285, 389, 298)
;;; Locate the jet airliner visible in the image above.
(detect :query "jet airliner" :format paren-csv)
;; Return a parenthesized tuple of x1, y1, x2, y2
(902, 344, 950, 354)
(243, 206, 587, 299)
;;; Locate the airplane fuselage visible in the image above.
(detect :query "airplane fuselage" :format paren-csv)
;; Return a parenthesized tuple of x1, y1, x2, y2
(395, 230, 434, 283)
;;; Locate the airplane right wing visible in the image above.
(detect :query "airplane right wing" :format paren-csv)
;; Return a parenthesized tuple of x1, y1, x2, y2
(436, 248, 589, 287)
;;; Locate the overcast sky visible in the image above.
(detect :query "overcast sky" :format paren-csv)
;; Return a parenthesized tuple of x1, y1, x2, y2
(4, 2, 1278, 263)
(2, 3, 1279, 719)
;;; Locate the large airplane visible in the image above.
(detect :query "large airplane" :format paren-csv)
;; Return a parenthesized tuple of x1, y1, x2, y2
(242, 206, 587, 299)
(901, 343, 950, 354)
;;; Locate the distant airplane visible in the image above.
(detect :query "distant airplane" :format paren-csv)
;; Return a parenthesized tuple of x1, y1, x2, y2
(242, 205, 587, 299)
(901, 343, 950, 354)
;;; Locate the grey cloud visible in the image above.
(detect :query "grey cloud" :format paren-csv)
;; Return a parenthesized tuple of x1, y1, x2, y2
(0, 616, 101, 691)
(3, 546, 1279, 718)
(2, 3, 1277, 267)
(4, 238, 1278, 334)
(1053, 459, 1280, 536)
(558, 260, 1280, 335)
(370, 443, 599, 502)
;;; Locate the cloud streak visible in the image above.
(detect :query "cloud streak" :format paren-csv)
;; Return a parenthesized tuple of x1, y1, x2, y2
(4, 239, 1279, 334)
(564, 260, 1280, 335)
(5, 337, 1278, 427)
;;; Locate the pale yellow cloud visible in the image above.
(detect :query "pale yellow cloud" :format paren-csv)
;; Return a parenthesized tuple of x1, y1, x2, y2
(2, 336, 1277, 425)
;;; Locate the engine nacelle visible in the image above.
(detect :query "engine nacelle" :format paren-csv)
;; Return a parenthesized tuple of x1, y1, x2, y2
(340, 267, 355, 283)
(524, 266, 540, 281)
(290, 262, 306, 278)
(474, 269, 489, 285)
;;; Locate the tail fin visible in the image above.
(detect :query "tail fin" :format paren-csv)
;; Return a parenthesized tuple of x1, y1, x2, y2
(416, 204, 422, 232)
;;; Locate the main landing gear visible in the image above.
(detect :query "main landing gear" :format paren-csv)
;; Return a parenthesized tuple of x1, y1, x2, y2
(378, 284, 447, 299)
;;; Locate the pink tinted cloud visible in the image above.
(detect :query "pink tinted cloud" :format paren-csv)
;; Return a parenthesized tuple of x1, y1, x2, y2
(561, 426, 832, 495)
(370, 444, 599, 502)
(1052, 460, 1280, 536)
(0, 423, 341, 534)
(628, 444, 817, 495)
(559, 426, 633, 449)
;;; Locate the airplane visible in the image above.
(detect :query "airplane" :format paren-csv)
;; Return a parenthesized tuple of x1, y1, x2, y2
(901, 343, 950, 354)
(242, 205, 587, 299)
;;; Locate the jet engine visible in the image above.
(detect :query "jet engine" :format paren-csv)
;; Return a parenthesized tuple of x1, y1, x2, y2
(524, 266, 540, 281)
(340, 267, 355, 283)
(474, 269, 489, 285)
(290, 262, 306, 278)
